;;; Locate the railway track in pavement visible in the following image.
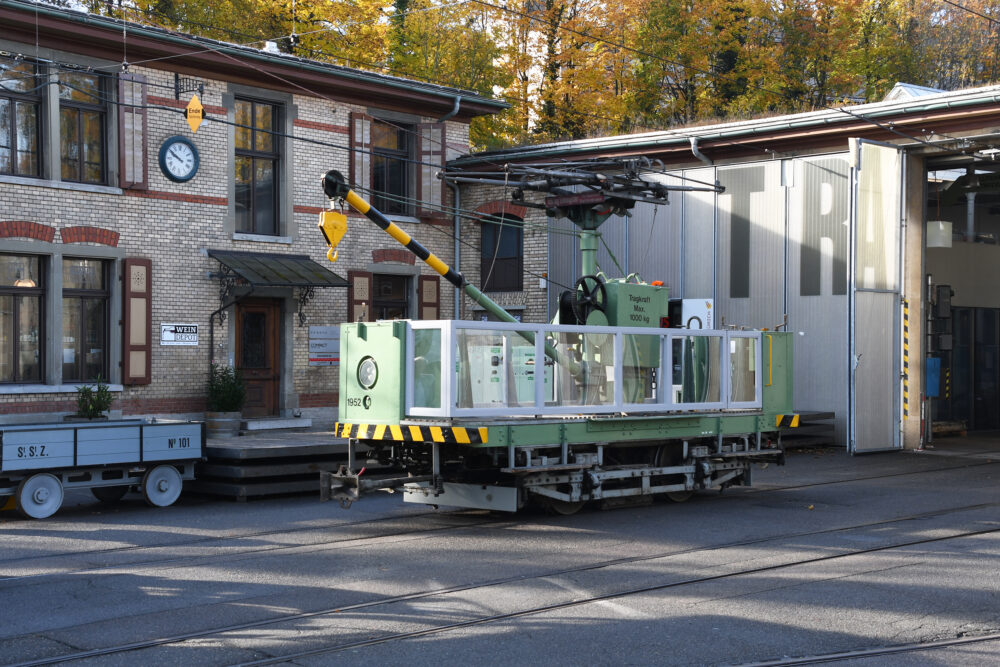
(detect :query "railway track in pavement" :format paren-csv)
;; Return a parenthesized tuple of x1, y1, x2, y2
(6, 499, 998, 666)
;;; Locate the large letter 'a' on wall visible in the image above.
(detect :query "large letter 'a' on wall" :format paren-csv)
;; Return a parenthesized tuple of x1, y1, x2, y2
(800, 157, 850, 296)
(123, 258, 152, 385)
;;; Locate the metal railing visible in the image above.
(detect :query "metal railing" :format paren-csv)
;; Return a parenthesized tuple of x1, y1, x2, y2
(405, 320, 762, 418)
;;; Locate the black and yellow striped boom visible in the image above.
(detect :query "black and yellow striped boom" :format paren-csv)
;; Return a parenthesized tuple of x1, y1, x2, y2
(321, 169, 520, 325)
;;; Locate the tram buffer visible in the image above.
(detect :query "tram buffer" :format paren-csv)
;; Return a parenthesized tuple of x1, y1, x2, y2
(317, 161, 796, 514)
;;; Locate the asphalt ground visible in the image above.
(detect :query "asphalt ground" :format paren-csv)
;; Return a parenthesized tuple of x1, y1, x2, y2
(0, 434, 997, 666)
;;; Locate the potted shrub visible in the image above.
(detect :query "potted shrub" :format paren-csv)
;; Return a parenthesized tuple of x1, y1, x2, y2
(205, 363, 246, 438)
(69, 376, 113, 421)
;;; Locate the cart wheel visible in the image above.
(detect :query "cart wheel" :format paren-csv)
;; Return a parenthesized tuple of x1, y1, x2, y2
(142, 465, 182, 508)
(17, 473, 64, 519)
(91, 485, 130, 503)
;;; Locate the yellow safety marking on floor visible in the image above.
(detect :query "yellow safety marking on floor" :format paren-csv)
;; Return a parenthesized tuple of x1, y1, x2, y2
(453, 427, 471, 444)
(478, 427, 489, 443)
(374, 424, 387, 440)
(389, 424, 404, 441)
(430, 426, 445, 443)
(408, 425, 424, 441)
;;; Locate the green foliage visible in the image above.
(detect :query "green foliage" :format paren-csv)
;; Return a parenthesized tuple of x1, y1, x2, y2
(76, 376, 113, 419)
(207, 363, 247, 413)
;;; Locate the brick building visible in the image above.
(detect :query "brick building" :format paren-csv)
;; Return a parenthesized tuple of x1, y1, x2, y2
(0, 0, 505, 425)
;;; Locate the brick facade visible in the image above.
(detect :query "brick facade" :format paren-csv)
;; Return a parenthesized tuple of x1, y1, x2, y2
(0, 17, 482, 426)
(457, 186, 551, 323)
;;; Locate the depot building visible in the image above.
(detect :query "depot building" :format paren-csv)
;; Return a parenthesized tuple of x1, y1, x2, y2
(449, 82, 1000, 452)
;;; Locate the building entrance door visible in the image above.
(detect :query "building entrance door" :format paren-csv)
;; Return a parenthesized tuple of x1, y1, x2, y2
(236, 298, 280, 417)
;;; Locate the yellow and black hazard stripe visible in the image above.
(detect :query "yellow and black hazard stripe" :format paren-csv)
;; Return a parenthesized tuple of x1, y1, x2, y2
(776, 414, 800, 428)
(343, 189, 466, 290)
(335, 422, 489, 445)
(902, 299, 909, 419)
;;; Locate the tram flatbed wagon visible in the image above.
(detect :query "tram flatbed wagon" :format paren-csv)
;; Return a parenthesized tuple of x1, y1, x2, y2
(0, 419, 204, 518)
(316, 169, 797, 514)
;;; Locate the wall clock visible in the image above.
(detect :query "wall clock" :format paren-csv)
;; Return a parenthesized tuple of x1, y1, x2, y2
(158, 135, 200, 183)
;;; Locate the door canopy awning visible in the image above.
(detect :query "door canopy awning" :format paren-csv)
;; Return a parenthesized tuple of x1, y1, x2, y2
(207, 249, 348, 288)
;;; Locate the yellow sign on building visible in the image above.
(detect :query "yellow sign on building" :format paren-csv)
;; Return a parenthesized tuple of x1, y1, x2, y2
(185, 94, 204, 133)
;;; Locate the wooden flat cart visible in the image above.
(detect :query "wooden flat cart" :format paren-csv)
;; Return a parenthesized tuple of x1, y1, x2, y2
(0, 419, 204, 519)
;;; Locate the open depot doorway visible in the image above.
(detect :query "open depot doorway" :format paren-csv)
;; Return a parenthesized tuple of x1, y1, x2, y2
(924, 155, 1000, 454)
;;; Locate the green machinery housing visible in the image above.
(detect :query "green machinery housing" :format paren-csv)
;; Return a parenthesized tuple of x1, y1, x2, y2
(319, 167, 795, 514)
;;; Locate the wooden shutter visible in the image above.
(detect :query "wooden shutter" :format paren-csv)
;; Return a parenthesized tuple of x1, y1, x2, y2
(347, 270, 373, 322)
(348, 112, 372, 194)
(416, 122, 447, 220)
(118, 73, 148, 190)
(122, 258, 152, 385)
(418, 275, 441, 320)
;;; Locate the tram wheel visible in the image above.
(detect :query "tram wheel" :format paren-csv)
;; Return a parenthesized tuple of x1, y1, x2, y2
(542, 498, 587, 515)
(91, 485, 130, 503)
(653, 444, 694, 503)
(142, 465, 183, 508)
(17, 473, 64, 519)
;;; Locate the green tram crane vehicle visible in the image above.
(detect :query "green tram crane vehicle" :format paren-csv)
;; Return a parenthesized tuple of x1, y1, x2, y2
(317, 163, 796, 514)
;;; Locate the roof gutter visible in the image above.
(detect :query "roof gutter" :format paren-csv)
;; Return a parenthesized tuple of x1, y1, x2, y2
(452, 90, 1000, 166)
(0, 0, 508, 114)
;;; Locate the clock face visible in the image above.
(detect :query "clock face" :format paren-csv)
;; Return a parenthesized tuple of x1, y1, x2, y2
(158, 136, 199, 183)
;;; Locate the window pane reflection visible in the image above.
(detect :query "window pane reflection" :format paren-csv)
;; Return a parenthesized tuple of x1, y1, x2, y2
(412, 328, 441, 409)
(0, 255, 40, 287)
(0, 295, 13, 382)
(672, 336, 722, 404)
(19, 296, 40, 381)
(58, 72, 101, 102)
(730, 337, 757, 403)
(254, 159, 275, 235)
(235, 100, 251, 149)
(235, 155, 252, 232)
(63, 258, 105, 290)
(62, 296, 80, 380)
(60, 108, 79, 181)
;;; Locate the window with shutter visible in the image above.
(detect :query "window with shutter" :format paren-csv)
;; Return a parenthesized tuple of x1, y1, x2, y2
(122, 258, 151, 385)
(418, 275, 440, 320)
(118, 73, 147, 189)
(347, 270, 373, 322)
(416, 122, 446, 220)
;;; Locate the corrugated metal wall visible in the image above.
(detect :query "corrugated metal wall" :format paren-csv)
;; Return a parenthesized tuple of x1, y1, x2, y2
(548, 216, 580, 318)
(716, 162, 786, 329)
(786, 154, 852, 444)
(543, 155, 854, 442)
(682, 167, 718, 299)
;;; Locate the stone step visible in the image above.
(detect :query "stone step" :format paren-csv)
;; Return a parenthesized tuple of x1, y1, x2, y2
(240, 417, 313, 432)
